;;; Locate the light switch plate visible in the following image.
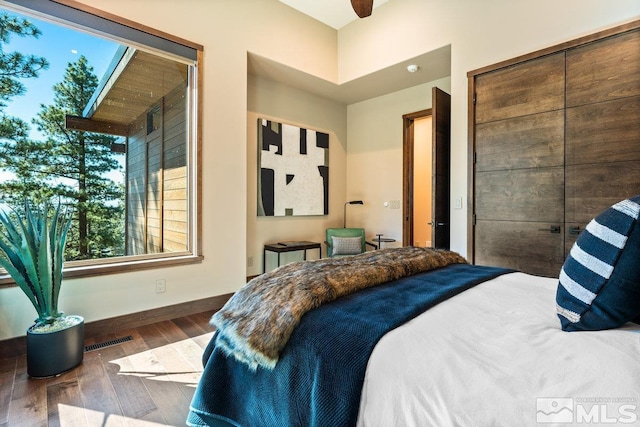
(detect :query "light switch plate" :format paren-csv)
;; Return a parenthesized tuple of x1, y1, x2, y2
(455, 197, 463, 209)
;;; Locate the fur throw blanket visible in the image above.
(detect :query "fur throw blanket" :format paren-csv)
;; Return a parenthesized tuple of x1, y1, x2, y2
(210, 246, 467, 370)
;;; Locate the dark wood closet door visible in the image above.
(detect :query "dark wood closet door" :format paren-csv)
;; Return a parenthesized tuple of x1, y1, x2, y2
(471, 22, 640, 278)
(565, 30, 640, 107)
(564, 29, 640, 254)
(474, 53, 565, 277)
(474, 54, 565, 123)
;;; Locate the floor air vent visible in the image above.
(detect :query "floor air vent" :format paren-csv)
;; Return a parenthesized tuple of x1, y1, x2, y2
(84, 335, 133, 352)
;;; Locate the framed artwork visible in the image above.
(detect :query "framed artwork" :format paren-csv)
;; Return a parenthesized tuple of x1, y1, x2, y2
(257, 118, 329, 216)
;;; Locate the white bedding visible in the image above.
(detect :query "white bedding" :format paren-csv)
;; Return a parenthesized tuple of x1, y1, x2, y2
(357, 272, 640, 426)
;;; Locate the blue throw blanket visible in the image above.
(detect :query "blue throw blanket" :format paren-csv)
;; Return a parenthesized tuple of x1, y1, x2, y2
(187, 263, 512, 427)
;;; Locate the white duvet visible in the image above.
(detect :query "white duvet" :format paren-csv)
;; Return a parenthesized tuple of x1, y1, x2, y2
(357, 272, 640, 426)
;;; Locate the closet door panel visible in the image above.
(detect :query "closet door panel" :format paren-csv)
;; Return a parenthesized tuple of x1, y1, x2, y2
(476, 110, 564, 171)
(565, 162, 640, 224)
(566, 30, 640, 107)
(475, 220, 564, 278)
(566, 97, 640, 165)
(475, 53, 565, 124)
(472, 23, 639, 278)
(475, 167, 564, 222)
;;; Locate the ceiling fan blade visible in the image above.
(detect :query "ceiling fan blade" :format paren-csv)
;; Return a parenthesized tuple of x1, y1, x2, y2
(351, 0, 373, 18)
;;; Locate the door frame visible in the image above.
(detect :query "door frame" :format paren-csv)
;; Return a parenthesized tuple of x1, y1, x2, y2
(403, 87, 451, 248)
(402, 109, 431, 246)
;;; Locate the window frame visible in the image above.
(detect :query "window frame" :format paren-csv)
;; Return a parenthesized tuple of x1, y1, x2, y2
(0, 0, 203, 286)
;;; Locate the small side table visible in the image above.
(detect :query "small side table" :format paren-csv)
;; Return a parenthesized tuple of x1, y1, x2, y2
(369, 234, 396, 249)
(263, 241, 321, 273)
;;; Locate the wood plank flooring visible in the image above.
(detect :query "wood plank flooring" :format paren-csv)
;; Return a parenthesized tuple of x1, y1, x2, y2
(0, 311, 216, 427)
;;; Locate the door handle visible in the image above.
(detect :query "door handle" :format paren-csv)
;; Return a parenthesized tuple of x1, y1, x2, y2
(568, 226, 581, 235)
(538, 225, 561, 234)
(429, 222, 447, 226)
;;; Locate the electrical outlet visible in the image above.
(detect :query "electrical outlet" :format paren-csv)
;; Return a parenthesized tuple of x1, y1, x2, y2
(155, 279, 166, 293)
(247, 256, 254, 267)
(455, 197, 463, 209)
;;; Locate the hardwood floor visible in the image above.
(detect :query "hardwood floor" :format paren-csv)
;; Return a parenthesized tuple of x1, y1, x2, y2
(0, 311, 217, 427)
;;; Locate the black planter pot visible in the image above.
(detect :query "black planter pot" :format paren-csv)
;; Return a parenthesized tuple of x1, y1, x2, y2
(26, 315, 84, 378)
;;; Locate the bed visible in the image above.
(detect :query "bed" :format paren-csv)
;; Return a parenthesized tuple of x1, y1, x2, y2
(187, 196, 640, 427)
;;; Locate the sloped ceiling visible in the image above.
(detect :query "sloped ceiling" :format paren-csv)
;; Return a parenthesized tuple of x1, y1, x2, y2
(255, 1, 450, 104)
(248, 44, 451, 105)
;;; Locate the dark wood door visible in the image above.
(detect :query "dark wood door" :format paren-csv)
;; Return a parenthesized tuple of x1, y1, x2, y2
(472, 24, 640, 278)
(432, 87, 451, 249)
(473, 53, 566, 277)
(402, 87, 451, 248)
(564, 29, 640, 255)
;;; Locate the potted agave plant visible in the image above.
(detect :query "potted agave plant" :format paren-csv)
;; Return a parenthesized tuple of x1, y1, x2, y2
(0, 200, 83, 378)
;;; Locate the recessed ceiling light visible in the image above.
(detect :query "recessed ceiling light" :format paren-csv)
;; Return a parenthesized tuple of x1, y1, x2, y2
(407, 64, 419, 73)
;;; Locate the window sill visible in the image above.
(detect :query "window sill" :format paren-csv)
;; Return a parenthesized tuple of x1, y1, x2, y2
(0, 254, 204, 288)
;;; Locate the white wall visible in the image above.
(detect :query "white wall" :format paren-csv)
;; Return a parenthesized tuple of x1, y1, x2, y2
(247, 75, 347, 275)
(339, 0, 639, 255)
(0, 0, 637, 340)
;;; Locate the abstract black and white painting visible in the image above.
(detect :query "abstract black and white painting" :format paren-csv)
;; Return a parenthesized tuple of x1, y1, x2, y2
(258, 118, 329, 216)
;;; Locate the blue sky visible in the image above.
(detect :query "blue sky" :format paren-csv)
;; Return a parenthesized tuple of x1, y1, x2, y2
(2, 8, 121, 139)
(1, 8, 124, 183)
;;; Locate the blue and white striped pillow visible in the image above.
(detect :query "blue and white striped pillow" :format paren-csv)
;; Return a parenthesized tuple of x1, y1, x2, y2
(556, 194, 640, 331)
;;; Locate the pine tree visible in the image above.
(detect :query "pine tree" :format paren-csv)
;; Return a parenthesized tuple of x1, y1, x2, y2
(31, 56, 124, 259)
(0, 13, 49, 203)
(0, 13, 48, 107)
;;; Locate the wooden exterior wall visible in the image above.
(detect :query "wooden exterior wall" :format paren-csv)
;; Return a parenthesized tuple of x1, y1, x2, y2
(127, 115, 147, 255)
(126, 83, 188, 255)
(162, 86, 188, 253)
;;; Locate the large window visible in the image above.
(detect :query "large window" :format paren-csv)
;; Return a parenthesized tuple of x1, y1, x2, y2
(0, 0, 202, 280)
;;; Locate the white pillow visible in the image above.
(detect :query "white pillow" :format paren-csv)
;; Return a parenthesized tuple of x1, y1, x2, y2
(331, 236, 363, 256)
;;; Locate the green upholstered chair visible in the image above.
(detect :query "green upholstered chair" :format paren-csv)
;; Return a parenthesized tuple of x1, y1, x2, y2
(325, 228, 377, 258)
